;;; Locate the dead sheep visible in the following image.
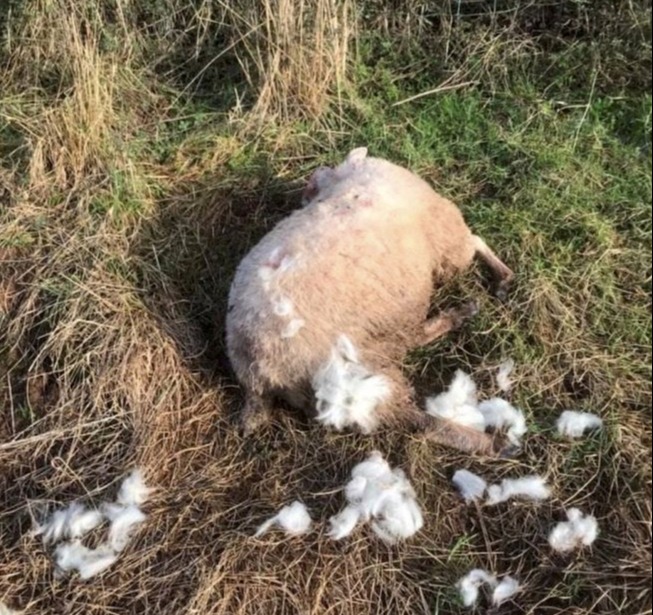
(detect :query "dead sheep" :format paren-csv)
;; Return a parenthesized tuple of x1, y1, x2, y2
(225, 147, 514, 456)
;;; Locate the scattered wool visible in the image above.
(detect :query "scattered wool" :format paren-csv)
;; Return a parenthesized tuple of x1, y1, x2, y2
(66, 505, 104, 540)
(370, 488, 423, 543)
(486, 476, 551, 505)
(102, 503, 147, 552)
(0, 601, 21, 615)
(452, 469, 487, 503)
(327, 506, 362, 540)
(116, 469, 150, 507)
(328, 451, 423, 544)
(257, 249, 296, 289)
(273, 296, 294, 317)
(255, 501, 312, 538)
(349, 450, 392, 483)
(548, 508, 599, 552)
(492, 575, 521, 605)
(478, 398, 527, 446)
(425, 370, 485, 431)
(281, 318, 305, 338)
(313, 335, 391, 434)
(277, 255, 295, 274)
(556, 411, 603, 439)
(36, 508, 69, 544)
(456, 569, 497, 607)
(54, 541, 118, 580)
(35, 502, 103, 544)
(496, 359, 515, 392)
(32, 468, 150, 581)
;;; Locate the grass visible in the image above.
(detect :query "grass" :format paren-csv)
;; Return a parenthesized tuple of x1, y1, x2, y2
(0, 0, 651, 613)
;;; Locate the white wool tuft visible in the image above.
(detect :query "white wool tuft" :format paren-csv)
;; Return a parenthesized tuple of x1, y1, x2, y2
(492, 575, 521, 605)
(54, 541, 118, 580)
(117, 469, 151, 507)
(66, 505, 104, 540)
(103, 503, 147, 552)
(556, 411, 603, 439)
(33, 468, 150, 580)
(327, 506, 362, 540)
(548, 508, 599, 552)
(35, 502, 104, 544)
(478, 398, 527, 446)
(452, 469, 487, 503)
(277, 255, 295, 274)
(255, 501, 312, 538)
(425, 370, 485, 431)
(328, 451, 423, 544)
(0, 601, 21, 615)
(370, 490, 423, 543)
(36, 508, 69, 544)
(456, 569, 497, 607)
(281, 318, 305, 338)
(313, 335, 390, 434)
(496, 358, 515, 392)
(273, 296, 294, 317)
(486, 476, 551, 505)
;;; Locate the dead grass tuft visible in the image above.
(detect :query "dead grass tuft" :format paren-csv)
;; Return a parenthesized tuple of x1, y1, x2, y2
(224, 0, 355, 124)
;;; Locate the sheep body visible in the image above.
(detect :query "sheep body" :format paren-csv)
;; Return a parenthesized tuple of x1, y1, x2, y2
(226, 148, 513, 454)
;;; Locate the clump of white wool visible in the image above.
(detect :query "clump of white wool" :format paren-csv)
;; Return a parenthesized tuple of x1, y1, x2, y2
(496, 358, 515, 392)
(54, 542, 118, 580)
(313, 335, 391, 434)
(548, 508, 599, 552)
(254, 501, 313, 537)
(492, 575, 521, 605)
(102, 469, 150, 552)
(281, 318, 305, 338)
(556, 411, 603, 439)
(34, 501, 104, 544)
(102, 502, 148, 552)
(0, 601, 22, 615)
(452, 469, 487, 503)
(486, 476, 551, 505)
(328, 451, 423, 544)
(116, 469, 150, 507)
(457, 569, 521, 607)
(33, 468, 150, 580)
(478, 398, 527, 446)
(456, 569, 496, 607)
(425, 370, 528, 446)
(425, 370, 485, 431)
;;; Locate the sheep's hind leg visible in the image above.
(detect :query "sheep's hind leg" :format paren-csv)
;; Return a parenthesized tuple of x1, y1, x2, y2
(472, 235, 514, 301)
(404, 406, 515, 457)
(239, 391, 273, 436)
(418, 301, 479, 346)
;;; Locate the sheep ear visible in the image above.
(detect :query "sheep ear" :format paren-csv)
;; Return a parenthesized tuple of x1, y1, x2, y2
(345, 147, 368, 165)
(336, 334, 358, 363)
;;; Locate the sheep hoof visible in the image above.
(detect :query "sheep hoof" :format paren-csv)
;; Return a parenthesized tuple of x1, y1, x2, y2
(463, 300, 479, 319)
(239, 397, 271, 436)
(498, 443, 521, 459)
(495, 280, 511, 302)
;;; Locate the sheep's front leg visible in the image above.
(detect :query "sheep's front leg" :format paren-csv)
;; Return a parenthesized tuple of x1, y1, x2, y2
(472, 235, 514, 300)
(378, 369, 516, 458)
(418, 301, 479, 346)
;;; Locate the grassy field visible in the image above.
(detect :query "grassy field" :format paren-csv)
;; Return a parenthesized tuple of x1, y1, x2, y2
(1, 1, 651, 613)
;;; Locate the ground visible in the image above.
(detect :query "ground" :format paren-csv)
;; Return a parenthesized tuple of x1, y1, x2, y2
(0, 1, 651, 614)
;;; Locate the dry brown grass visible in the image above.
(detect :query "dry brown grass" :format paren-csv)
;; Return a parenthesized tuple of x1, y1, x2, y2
(1, 0, 651, 613)
(226, 0, 355, 122)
